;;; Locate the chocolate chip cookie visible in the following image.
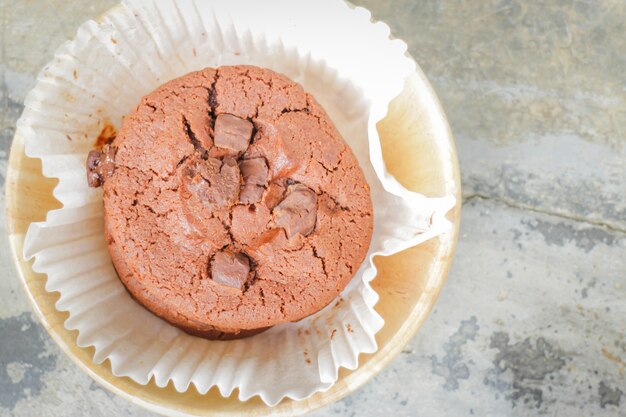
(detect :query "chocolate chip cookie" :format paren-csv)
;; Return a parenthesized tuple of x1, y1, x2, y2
(87, 65, 373, 339)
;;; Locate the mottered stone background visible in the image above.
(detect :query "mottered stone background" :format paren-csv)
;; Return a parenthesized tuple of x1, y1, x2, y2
(1, 1, 624, 416)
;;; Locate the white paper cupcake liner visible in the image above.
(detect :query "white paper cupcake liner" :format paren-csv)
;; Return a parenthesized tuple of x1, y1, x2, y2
(19, 0, 455, 406)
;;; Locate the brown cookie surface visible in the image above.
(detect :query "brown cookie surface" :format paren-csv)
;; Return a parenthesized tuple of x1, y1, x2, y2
(89, 65, 373, 339)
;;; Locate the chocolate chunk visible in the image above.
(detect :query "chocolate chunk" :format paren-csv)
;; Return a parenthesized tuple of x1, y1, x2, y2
(273, 184, 318, 238)
(86, 145, 116, 188)
(253, 119, 300, 178)
(214, 114, 253, 153)
(240, 158, 268, 186)
(211, 250, 250, 290)
(263, 181, 286, 209)
(239, 158, 268, 203)
(179, 156, 240, 211)
(249, 229, 285, 258)
(86, 151, 102, 187)
(239, 184, 263, 204)
(240, 186, 264, 204)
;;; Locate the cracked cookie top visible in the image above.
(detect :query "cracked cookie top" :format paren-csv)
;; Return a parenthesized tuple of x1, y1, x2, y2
(87, 65, 373, 340)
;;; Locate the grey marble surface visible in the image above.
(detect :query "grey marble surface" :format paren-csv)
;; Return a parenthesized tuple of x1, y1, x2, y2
(1, 0, 624, 416)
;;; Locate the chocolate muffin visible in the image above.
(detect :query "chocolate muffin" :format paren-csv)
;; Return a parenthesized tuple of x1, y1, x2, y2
(87, 65, 373, 339)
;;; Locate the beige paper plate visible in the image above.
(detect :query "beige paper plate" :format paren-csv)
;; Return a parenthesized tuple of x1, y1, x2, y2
(6, 66, 461, 416)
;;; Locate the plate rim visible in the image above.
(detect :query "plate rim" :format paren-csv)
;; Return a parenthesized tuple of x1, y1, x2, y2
(5, 58, 461, 417)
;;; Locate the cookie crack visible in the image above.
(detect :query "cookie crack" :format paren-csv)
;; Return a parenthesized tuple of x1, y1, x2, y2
(311, 244, 329, 279)
(182, 114, 208, 158)
(208, 70, 219, 115)
(259, 287, 266, 307)
(218, 216, 234, 245)
(175, 154, 191, 171)
(278, 296, 287, 319)
(319, 190, 351, 212)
